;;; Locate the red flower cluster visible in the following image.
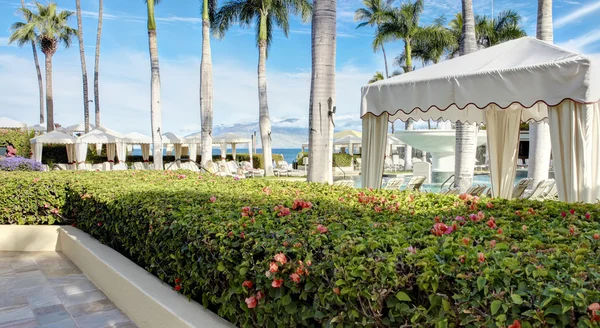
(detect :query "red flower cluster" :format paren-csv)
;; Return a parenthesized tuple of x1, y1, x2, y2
(316, 224, 328, 234)
(245, 296, 257, 308)
(209, 196, 216, 203)
(177, 174, 187, 179)
(241, 206, 255, 217)
(486, 217, 497, 229)
(431, 222, 455, 236)
(173, 278, 182, 291)
(357, 192, 377, 204)
(292, 199, 313, 211)
(589, 303, 600, 323)
(271, 278, 283, 288)
(242, 280, 253, 289)
(262, 187, 272, 195)
(273, 205, 291, 217)
(478, 252, 485, 263)
(508, 320, 521, 328)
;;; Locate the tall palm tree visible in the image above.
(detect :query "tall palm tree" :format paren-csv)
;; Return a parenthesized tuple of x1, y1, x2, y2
(12, 0, 44, 125)
(368, 71, 384, 84)
(9, 2, 76, 132)
(146, 0, 163, 169)
(200, 0, 217, 167)
(308, 0, 335, 183)
(528, 0, 553, 186)
(373, 0, 451, 170)
(355, 0, 391, 78)
(94, 0, 103, 128)
(75, 0, 90, 133)
(394, 16, 451, 66)
(453, 0, 479, 192)
(214, 0, 311, 176)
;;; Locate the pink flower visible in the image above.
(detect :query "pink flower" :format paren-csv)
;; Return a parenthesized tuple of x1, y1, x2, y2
(316, 224, 328, 234)
(462, 237, 470, 246)
(477, 211, 485, 220)
(256, 291, 264, 300)
(97, 222, 103, 227)
(431, 223, 453, 236)
(497, 228, 503, 234)
(269, 262, 279, 273)
(209, 196, 216, 203)
(333, 287, 340, 295)
(469, 214, 479, 222)
(174, 285, 181, 291)
(487, 218, 497, 229)
(586, 212, 592, 220)
(486, 202, 494, 209)
(407, 246, 417, 254)
(289, 273, 301, 283)
(478, 252, 485, 263)
(274, 253, 287, 265)
(245, 296, 257, 309)
(242, 280, 253, 289)
(374, 206, 382, 213)
(271, 279, 283, 288)
(561, 211, 567, 218)
(522, 225, 527, 232)
(178, 174, 186, 179)
(570, 209, 576, 215)
(262, 187, 272, 195)
(490, 240, 497, 248)
(454, 216, 466, 225)
(595, 233, 600, 240)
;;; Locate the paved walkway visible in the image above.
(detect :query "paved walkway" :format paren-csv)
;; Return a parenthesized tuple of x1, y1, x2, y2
(0, 251, 136, 328)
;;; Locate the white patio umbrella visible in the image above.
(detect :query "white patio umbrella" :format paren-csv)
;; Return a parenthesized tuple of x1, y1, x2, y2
(360, 37, 600, 203)
(0, 117, 27, 129)
(29, 131, 78, 163)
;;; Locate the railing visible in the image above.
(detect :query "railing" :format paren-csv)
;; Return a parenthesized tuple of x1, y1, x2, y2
(440, 174, 455, 191)
(333, 158, 346, 180)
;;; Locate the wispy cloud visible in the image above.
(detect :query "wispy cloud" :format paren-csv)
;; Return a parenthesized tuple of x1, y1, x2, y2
(557, 29, 600, 53)
(555, 1, 600, 28)
(0, 37, 9, 47)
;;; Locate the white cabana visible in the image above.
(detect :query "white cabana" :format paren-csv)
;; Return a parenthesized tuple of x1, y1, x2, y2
(79, 129, 125, 163)
(333, 130, 362, 139)
(64, 123, 96, 134)
(28, 123, 47, 133)
(29, 131, 78, 163)
(360, 37, 599, 203)
(0, 117, 27, 129)
(334, 135, 361, 155)
(163, 132, 185, 160)
(123, 132, 153, 162)
(212, 133, 252, 163)
(184, 132, 202, 162)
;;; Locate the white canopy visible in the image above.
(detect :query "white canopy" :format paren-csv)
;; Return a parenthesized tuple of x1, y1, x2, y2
(162, 132, 185, 144)
(95, 126, 124, 138)
(79, 129, 122, 144)
(184, 131, 202, 144)
(361, 37, 600, 203)
(28, 123, 47, 132)
(29, 131, 78, 163)
(123, 132, 153, 144)
(333, 135, 362, 146)
(333, 130, 362, 139)
(212, 133, 251, 144)
(0, 117, 26, 129)
(64, 123, 96, 133)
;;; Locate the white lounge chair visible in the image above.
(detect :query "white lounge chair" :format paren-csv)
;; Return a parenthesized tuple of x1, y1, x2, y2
(77, 163, 93, 171)
(112, 163, 128, 171)
(333, 180, 354, 187)
(240, 161, 264, 177)
(91, 164, 103, 171)
(512, 178, 532, 199)
(131, 162, 147, 170)
(392, 155, 404, 171)
(404, 176, 426, 191)
(521, 179, 554, 200)
(383, 178, 404, 190)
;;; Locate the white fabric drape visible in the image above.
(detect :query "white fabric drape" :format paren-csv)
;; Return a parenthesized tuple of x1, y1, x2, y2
(349, 142, 354, 156)
(220, 144, 227, 159)
(106, 143, 116, 162)
(232, 144, 237, 160)
(174, 144, 182, 160)
(33, 143, 43, 162)
(189, 144, 198, 162)
(166, 144, 173, 156)
(548, 101, 600, 203)
(76, 143, 88, 164)
(485, 105, 523, 199)
(126, 145, 133, 156)
(116, 143, 126, 163)
(361, 113, 389, 189)
(141, 144, 150, 162)
(96, 143, 102, 156)
(66, 144, 75, 164)
(248, 142, 253, 167)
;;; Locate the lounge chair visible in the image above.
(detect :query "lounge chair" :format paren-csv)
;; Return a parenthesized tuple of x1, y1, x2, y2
(53, 163, 69, 171)
(179, 161, 200, 172)
(91, 164, 103, 171)
(384, 157, 399, 172)
(440, 187, 460, 195)
(77, 163, 93, 171)
(333, 180, 354, 187)
(542, 181, 558, 200)
(240, 161, 264, 177)
(521, 179, 554, 200)
(404, 176, 426, 191)
(274, 161, 293, 177)
(392, 155, 404, 171)
(112, 163, 128, 171)
(354, 158, 361, 171)
(131, 162, 147, 170)
(383, 178, 404, 190)
(511, 178, 532, 199)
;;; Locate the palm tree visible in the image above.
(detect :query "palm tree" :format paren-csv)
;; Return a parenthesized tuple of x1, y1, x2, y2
(200, 0, 217, 167)
(453, 0, 479, 192)
(146, 0, 163, 169)
(368, 71, 384, 84)
(528, 0, 553, 186)
(394, 16, 452, 66)
(308, 0, 335, 183)
(94, 0, 103, 128)
(11, 0, 44, 125)
(355, 0, 391, 78)
(75, 0, 91, 133)
(214, 0, 311, 177)
(9, 2, 76, 132)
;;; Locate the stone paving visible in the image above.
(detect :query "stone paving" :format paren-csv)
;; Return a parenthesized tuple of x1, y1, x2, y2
(0, 251, 136, 328)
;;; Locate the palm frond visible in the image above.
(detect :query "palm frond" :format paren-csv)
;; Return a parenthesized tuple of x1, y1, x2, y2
(212, 0, 252, 38)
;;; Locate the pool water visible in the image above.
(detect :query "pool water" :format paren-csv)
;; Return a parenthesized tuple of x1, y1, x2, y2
(340, 174, 525, 191)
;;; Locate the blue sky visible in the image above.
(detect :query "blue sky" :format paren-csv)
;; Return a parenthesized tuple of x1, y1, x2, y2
(1, 0, 599, 136)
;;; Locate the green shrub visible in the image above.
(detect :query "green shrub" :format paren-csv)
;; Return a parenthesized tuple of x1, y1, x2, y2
(0, 129, 33, 157)
(2, 171, 600, 327)
(298, 152, 355, 167)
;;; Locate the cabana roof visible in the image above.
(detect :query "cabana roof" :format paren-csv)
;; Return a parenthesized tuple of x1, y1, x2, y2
(361, 37, 599, 123)
(122, 132, 153, 144)
(212, 133, 251, 144)
(79, 129, 122, 144)
(0, 117, 26, 129)
(30, 131, 77, 144)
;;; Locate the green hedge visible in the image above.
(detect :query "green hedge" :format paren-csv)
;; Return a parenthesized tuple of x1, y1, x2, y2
(298, 152, 356, 167)
(2, 171, 600, 327)
(0, 129, 33, 157)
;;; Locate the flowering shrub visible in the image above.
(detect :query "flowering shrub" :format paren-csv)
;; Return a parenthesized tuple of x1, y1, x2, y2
(0, 156, 42, 171)
(1, 171, 600, 327)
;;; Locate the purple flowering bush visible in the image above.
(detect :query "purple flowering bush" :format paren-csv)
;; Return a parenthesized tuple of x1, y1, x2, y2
(0, 156, 42, 171)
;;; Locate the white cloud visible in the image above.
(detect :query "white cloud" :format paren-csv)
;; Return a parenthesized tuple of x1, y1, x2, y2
(0, 37, 10, 47)
(555, 1, 600, 28)
(557, 29, 600, 53)
(0, 48, 374, 141)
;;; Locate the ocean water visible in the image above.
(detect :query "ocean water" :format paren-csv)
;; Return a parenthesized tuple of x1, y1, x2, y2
(130, 147, 303, 164)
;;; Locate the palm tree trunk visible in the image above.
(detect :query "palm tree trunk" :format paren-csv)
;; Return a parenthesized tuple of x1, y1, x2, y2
(258, 14, 273, 176)
(403, 39, 413, 171)
(381, 44, 389, 78)
(45, 54, 54, 132)
(200, 0, 213, 167)
(32, 39, 44, 124)
(21, 0, 45, 124)
(454, 0, 479, 192)
(94, 0, 103, 128)
(148, 30, 163, 170)
(75, 0, 90, 133)
(528, 0, 553, 186)
(307, 0, 336, 183)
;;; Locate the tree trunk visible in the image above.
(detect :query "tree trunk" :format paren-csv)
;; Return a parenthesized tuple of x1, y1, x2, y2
(307, 0, 336, 183)
(94, 0, 103, 128)
(258, 14, 273, 176)
(402, 40, 413, 171)
(45, 54, 54, 132)
(148, 29, 163, 170)
(381, 44, 389, 78)
(454, 0, 479, 192)
(528, 0, 553, 186)
(75, 0, 90, 133)
(32, 40, 44, 124)
(200, 0, 213, 167)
